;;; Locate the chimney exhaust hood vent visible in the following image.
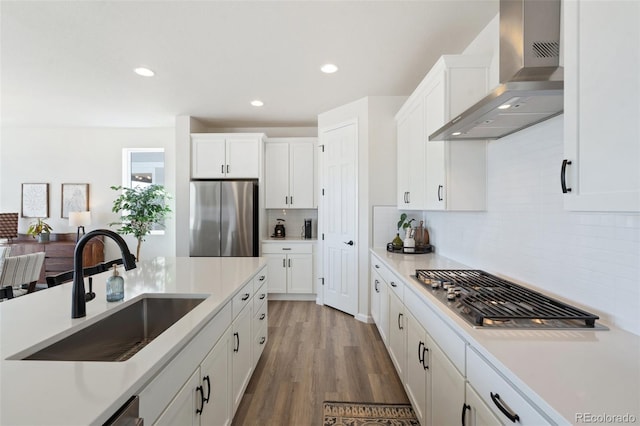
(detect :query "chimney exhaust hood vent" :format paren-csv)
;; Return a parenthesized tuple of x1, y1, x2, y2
(429, 0, 563, 141)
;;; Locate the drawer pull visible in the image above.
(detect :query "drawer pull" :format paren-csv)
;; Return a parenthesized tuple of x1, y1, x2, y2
(422, 346, 429, 370)
(196, 385, 205, 415)
(259, 275, 266, 281)
(490, 392, 520, 423)
(259, 293, 266, 300)
(390, 281, 397, 288)
(374, 264, 380, 269)
(461, 403, 470, 426)
(259, 313, 266, 320)
(282, 247, 292, 251)
(259, 336, 266, 345)
(241, 293, 250, 301)
(203, 376, 211, 403)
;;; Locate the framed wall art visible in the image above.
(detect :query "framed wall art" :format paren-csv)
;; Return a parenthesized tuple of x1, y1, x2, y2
(21, 183, 49, 218)
(61, 183, 89, 218)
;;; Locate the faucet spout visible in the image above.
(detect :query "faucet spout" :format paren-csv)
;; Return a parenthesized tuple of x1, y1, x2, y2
(72, 229, 136, 318)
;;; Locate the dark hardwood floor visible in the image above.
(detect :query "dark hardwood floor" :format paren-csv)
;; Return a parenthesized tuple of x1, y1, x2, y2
(232, 300, 409, 426)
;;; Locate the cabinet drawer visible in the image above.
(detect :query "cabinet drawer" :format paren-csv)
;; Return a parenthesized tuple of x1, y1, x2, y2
(253, 301, 268, 335)
(253, 282, 267, 313)
(253, 267, 268, 293)
(45, 258, 74, 272)
(44, 243, 74, 257)
(232, 280, 254, 318)
(404, 284, 466, 375)
(467, 347, 551, 425)
(262, 243, 312, 254)
(253, 322, 268, 362)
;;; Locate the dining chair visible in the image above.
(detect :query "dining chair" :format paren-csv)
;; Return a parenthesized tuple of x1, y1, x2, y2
(0, 252, 45, 297)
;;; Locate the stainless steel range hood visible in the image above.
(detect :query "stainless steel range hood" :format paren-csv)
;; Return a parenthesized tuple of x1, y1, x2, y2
(429, 0, 563, 141)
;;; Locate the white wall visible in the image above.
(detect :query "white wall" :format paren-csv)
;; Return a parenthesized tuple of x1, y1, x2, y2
(0, 127, 176, 260)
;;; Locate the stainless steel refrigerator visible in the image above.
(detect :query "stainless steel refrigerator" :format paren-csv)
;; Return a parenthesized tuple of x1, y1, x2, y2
(189, 180, 259, 257)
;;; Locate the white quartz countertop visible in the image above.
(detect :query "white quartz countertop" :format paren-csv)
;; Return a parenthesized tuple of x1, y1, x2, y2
(370, 248, 640, 425)
(0, 256, 266, 426)
(262, 237, 317, 243)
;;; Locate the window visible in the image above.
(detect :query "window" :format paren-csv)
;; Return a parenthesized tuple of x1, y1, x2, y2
(122, 148, 166, 234)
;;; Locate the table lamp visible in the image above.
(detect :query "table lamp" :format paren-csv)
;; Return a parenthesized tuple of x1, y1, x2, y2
(69, 211, 91, 242)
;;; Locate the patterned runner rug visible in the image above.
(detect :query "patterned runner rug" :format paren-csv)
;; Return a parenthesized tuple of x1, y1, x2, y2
(323, 401, 419, 426)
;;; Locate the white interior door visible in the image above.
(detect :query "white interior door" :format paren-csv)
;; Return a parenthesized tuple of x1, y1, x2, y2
(320, 121, 357, 316)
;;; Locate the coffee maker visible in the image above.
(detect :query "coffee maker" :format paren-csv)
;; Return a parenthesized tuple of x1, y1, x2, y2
(274, 219, 286, 238)
(303, 218, 312, 239)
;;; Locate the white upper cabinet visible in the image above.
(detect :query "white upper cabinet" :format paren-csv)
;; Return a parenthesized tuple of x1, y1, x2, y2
(397, 99, 427, 210)
(423, 55, 490, 211)
(191, 134, 264, 179)
(563, 0, 640, 212)
(396, 55, 490, 211)
(264, 138, 316, 209)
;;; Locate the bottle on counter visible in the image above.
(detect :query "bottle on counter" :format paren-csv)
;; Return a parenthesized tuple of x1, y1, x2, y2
(106, 264, 124, 302)
(404, 227, 415, 253)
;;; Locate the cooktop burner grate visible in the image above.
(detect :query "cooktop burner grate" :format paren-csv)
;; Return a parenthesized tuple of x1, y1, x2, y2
(415, 270, 600, 328)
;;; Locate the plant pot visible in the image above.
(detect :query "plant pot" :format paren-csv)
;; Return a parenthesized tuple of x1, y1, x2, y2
(37, 233, 50, 243)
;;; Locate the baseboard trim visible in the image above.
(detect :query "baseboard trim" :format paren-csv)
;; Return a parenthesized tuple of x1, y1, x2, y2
(268, 293, 317, 301)
(355, 313, 374, 324)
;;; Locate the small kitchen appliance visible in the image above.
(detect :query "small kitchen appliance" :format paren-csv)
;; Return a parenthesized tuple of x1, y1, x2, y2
(274, 219, 286, 238)
(303, 218, 312, 239)
(414, 269, 605, 330)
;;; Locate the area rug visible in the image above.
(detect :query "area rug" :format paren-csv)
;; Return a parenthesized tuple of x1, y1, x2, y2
(323, 401, 419, 426)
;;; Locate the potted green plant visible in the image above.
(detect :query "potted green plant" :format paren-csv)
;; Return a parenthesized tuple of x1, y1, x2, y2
(392, 213, 415, 249)
(26, 218, 53, 243)
(110, 184, 172, 260)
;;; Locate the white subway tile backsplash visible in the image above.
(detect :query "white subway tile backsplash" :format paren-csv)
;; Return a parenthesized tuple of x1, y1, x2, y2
(427, 116, 640, 335)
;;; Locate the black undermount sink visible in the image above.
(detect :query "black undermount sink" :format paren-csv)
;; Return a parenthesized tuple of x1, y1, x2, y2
(18, 296, 205, 362)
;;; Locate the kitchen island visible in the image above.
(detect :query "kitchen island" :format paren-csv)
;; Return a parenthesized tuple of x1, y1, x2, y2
(0, 256, 266, 425)
(370, 248, 640, 425)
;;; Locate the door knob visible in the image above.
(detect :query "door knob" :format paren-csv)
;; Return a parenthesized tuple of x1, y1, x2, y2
(344, 240, 354, 246)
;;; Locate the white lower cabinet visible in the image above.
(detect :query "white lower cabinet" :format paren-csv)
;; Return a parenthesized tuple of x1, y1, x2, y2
(463, 383, 501, 426)
(388, 289, 406, 381)
(467, 348, 551, 425)
(262, 243, 313, 294)
(155, 332, 231, 426)
(140, 266, 268, 426)
(405, 311, 465, 426)
(155, 369, 201, 426)
(231, 302, 253, 413)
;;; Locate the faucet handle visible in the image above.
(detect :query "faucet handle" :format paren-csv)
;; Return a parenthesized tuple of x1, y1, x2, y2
(85, 277, 95, 301)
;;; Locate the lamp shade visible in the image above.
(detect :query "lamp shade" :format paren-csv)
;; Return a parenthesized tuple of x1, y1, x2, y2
(69, 211, 91, 227)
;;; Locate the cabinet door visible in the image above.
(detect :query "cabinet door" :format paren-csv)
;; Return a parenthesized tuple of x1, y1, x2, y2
(405, 312, 428, 426)
(226, 138, 260, 178)
(425, 141, 446, 210)
(287, 253, 313, 293)
(289, 141, 315, 208)
(429, 334, 465, 426)
(370, 268, 382, 326)
(154, 369, 200, 426)
(564, 0, 640, 211)
(200, 331, 231, 426)
(264, 142, 290, 209)
(231, 305, 253, 414)
(464, 383, 501, 426)
(264, 254, 287, 293)
(377, 276, 389, 344)
(192, 137, 226, 179)
(387, 290, 406, 381)
(397, 100, 425, 210)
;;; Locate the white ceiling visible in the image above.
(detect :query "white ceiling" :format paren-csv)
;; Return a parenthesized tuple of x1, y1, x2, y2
(1, 1, 498, 128)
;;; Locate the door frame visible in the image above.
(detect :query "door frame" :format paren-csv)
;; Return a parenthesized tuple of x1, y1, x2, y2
(317, 118, 359, 312)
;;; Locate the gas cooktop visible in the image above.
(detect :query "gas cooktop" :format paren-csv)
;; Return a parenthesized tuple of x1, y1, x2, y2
(414, 270, 606, 330)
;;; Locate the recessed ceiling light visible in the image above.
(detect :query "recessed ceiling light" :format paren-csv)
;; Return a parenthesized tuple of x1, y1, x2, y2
(321, 63, 338, 74)
(452, 132, 462, 136)
(251, 100, 264, 107)
(134, 67, 155, 77)
(498, 104, 511, 110)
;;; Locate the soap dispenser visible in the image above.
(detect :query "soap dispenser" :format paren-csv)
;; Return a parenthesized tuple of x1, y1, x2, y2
(106, 264, 124, 302)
